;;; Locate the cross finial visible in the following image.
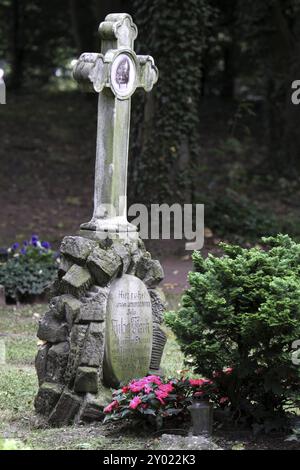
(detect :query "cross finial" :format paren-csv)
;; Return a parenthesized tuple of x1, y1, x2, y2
(73, 14, 158, 235)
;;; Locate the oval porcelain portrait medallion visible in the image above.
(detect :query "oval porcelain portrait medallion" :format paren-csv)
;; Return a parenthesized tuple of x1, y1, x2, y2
(110, 53, 136, 99)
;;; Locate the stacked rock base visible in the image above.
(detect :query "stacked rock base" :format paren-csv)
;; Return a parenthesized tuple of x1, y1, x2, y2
(34, 233, 167, 427)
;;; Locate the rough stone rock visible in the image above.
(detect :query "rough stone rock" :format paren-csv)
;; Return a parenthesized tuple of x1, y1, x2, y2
(149, 289, 165, 323)
(49, 294, 81, 327)
(64, 324, 88, 387)
(49, 296, 65, 320)
(76, 287, 108, 323)
(98, 237, 113, 250)
(58, 255, 73, 278)
(61, 264, 92, 297)
(63, 295, 82, 327)
(136, 257, 164, 287)
(80, 322, 105, 368)
(150, 323, 167, 371)
(48, 389, 82, 427)
(60, 236, 97, 266)
(34, 382, 64, 416)
(158, 434, 222, 451)
(127, 242, 147, 275)
(35, 343, 50, 386)
(74, 366, 98, 393)
(87, 247, 122, 285)
(49, 294, 69, 321)
(45, 341, 70, 384)
(37, 310, 68, 343)
(111, 242, 131, 274)
(76, 387, 111, 423)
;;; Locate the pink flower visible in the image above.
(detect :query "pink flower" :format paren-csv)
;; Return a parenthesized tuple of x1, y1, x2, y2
(220, 397, 229, 404)
(129, 375, 162, 393)
(155, 388, 170, 404)
(129, 396, 142, 410)
(189, 378, 206, 387)
(122, 386, 129, 393)
(129, 381, 144, 393)
(146, 375, 162, 385)
(104, 400, 118, 414)
(224, 367, 233, 375)
(158, 383, 174, 394)
(203, 379, 213, 385)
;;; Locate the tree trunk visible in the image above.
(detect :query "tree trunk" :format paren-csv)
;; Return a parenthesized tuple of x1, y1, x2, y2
(281, 13, 300, 176)
(10, 0, 24, 89)
(265, 0, 293, 174)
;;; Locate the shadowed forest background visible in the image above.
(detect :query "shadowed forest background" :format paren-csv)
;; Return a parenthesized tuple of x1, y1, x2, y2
(1, 0, 300, 255)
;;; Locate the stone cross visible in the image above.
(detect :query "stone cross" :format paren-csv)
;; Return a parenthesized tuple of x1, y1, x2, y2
(73, 13, 158, 234)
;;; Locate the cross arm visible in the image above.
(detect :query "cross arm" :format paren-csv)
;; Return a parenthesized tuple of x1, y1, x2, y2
(99, 14, 138, 48)
(137, 55, 159, 92)
(73, 52, 105, 93)
(73, 50, 158, 99)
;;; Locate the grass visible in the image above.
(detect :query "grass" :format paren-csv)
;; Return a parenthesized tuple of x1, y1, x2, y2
(0, 303, 185, 450)
(0, 366, 37, 425)
(5, 337, 37, 365)
(161, 327, 185, 377)
(0, 305, 43, 335)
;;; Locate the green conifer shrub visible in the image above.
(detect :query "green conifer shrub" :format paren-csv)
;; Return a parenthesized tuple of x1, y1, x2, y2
(166, 235, 300, 432)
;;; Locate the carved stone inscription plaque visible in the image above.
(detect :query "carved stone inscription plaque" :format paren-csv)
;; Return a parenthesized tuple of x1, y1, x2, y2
(104, 274, 153, 386)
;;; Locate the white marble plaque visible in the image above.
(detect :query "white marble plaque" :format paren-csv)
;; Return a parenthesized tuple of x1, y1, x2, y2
(104, 274, 153, 386)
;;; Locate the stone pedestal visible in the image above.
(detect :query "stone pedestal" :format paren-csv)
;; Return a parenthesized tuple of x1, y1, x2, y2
(34, 233, 167, 426)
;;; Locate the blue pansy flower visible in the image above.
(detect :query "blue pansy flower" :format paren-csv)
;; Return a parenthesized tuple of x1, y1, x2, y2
(31, 234, 39, 244)
(12, 242, 19, 251)
(41, 241, 50, 250)
(20, 248, 27, 255)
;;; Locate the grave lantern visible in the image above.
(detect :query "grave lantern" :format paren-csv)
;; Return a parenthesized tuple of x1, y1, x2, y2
(188, 400, 213, 437)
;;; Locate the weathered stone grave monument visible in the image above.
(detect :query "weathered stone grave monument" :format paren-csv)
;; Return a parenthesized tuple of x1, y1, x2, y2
(34, 13, 167, 426)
